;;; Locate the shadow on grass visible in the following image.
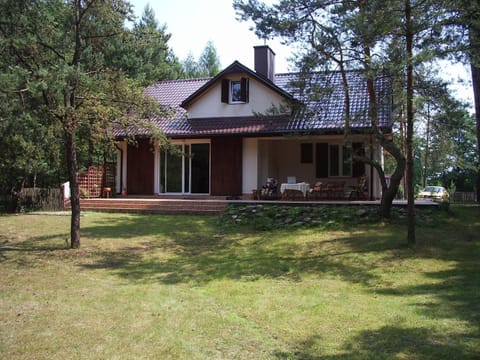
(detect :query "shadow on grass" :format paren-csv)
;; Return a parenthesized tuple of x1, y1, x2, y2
(3, 206, 479, 356)
(77, 211, 409, 287)
(79, 230, 393, 287)
(375, 261, 480, 334)
(77, 207, 480, 342)
(275, 325, 478, 359)
(76, 207, 480, 290)
(0, 233, 71, 265)
(81, 213, 216, 241)
(374, 205, 480, 332)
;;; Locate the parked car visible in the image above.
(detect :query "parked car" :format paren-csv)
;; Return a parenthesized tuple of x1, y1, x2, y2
(416, 186, 450, 202)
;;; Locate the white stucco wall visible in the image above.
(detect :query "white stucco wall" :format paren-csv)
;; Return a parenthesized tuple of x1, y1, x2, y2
(116, 141, 127, 194)
(271, 140, 315, 185)
(242, 138, 259, 194)
(186, 74, 289, 118)
(153, 141, 160, 194)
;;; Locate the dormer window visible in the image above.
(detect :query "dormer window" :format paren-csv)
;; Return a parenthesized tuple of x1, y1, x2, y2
(221, 78, 249, 104)
(231, 80, 242, 102)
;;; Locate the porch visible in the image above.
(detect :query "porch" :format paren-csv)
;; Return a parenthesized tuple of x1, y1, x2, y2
(244, 136, 383, 201)
(115, 135, 383, 200)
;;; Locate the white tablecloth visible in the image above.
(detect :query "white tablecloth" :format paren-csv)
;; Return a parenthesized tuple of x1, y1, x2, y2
(280, 182, 310, 197)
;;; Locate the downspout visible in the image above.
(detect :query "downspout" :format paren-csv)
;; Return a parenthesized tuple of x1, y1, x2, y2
(115, 143, 123, 195)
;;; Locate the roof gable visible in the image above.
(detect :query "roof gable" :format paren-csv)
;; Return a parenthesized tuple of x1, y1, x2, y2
(180, 61, 295, 109)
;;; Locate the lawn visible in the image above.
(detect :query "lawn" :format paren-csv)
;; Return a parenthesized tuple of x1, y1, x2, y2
(0, 205, 479, 359)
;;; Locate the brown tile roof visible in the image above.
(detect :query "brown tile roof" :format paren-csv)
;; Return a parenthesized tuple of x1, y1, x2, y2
(144, 77, 210, 118)
(276, 71, 392, 131)
(114, 66, 392, 139)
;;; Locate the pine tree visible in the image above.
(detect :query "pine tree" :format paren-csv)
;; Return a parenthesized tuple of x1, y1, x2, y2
(0, 0, 164, 248)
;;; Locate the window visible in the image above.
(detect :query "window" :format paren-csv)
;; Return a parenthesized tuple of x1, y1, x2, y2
(231, 81, 242, 102)
(316, 143, 362, 178)
(300, 143, 313, 163)
(352, 142, 365, 177)
(329, 145, 340, 176)
(221, 78, 249, 103)
(329, 144, 352, 177)
(340, 145, 352, 177)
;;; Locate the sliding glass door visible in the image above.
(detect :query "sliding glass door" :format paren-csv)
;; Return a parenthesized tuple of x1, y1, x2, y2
(159, 143, 210, 194)
(164, 145, 182, 193)
(191, 144, 210, 194)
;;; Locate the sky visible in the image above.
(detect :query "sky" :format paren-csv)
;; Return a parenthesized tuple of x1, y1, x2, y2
(128, 0, 473, 109)
(128, 0, 293, 73)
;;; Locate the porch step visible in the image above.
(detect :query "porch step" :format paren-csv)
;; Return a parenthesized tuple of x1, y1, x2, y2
(78, 198, 228, 214)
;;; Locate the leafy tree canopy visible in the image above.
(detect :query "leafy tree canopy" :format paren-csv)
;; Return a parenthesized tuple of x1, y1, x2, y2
(181, 41, 221, 78)
(107, 4, 183, 85)
(0, 0, 168, 247)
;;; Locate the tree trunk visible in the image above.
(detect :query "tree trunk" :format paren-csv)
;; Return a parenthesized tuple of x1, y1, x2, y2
(358, 7, 406, 219)
(65, 124, 80, 249)
(423, 104, 430, 189)
(10, 178, 25, 213)
(405, 0, 416, 245)
(378, 139, 406, 218)
(380, 183, 399, 218)
(399, 106, 407, 199)
(472, 63, 480, 202)
(88, 132, 94, 167)
(467, 1, 480, 203)
(356, 135, 405, 218)
(65, 0, 83, 249)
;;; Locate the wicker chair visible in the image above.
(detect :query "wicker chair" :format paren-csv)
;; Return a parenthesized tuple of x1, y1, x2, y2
(348, 176, 368, 200)
(309, 182, 325, 200)
(321, 181, 346, 199)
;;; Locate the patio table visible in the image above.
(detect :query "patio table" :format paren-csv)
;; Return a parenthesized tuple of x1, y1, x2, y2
(280, 182, 310, 198)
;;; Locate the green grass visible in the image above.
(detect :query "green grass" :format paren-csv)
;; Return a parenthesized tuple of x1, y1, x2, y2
(0, 205, 479, 359)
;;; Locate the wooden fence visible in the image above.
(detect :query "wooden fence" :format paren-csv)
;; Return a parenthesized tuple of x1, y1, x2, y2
(18, 188, 64, 211)
(452, 192, 476, 203)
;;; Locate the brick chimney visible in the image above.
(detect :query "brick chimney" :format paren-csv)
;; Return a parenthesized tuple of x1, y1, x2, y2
(254, 45, 275, 82)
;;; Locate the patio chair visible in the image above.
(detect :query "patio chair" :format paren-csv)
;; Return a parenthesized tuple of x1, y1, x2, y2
(348, 176, 368, 200)
(309, 182, 325, 200)
(323, 181, 346, 199)
(261, 178, 279, 199)
(333, 181, 346, 199)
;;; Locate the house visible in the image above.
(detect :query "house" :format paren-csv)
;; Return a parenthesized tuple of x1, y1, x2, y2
(114, 46, 392, 199)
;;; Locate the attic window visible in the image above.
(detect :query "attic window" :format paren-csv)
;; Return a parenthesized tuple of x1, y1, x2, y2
(231, 81, 242, 102)
(221, 78, 249, 104)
